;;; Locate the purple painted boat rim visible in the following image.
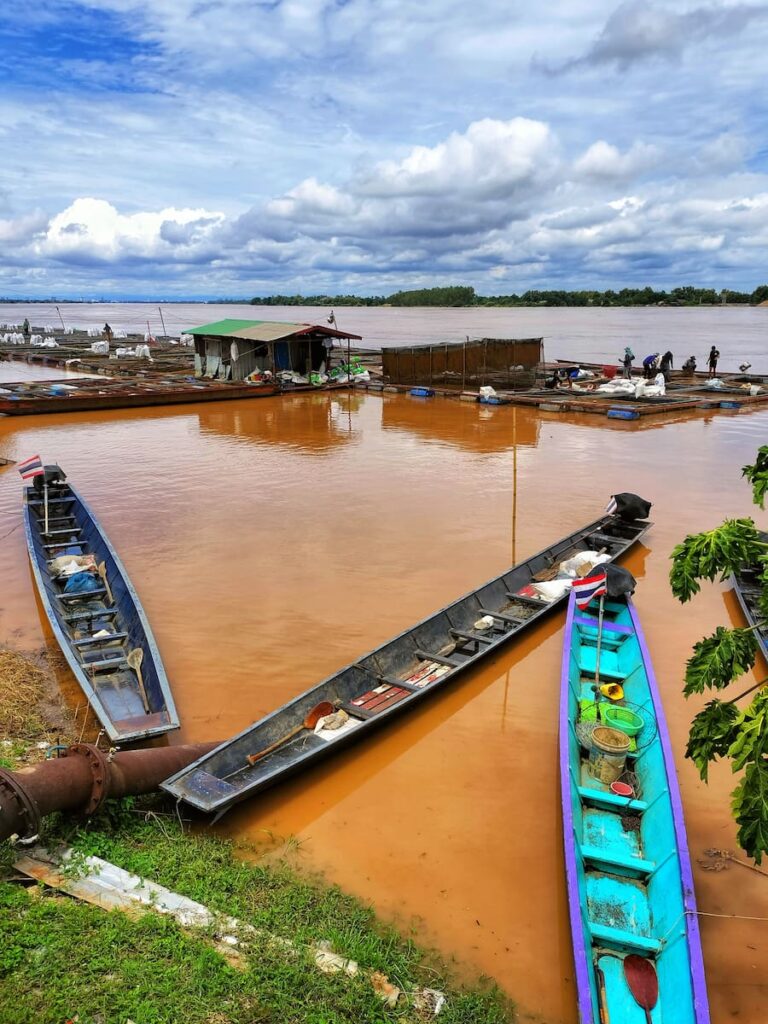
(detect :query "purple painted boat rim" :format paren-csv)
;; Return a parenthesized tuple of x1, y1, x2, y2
(627, 599, 711, 1023)
(559, 590, 711, 1024)
(559, 591, 595, 1024)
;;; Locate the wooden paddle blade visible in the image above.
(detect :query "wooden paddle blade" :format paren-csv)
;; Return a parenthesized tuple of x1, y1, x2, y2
(624, 955, 658, 1012)
(127, 648, 144, 671)
(245, 701, 336, 766)
(304, 701, 335, 729)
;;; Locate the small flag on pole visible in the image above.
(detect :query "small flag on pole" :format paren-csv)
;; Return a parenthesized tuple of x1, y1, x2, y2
(17, 455, 44, 481)
(605, 496, 618, 515)
(573, 572, 608, 610)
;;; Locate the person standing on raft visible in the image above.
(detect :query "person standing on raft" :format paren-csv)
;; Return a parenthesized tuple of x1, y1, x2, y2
(708, 346, 720, 377)
(621, 346, 635, 379)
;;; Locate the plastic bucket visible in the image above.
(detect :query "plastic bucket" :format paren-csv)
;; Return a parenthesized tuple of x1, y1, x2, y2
(602, 705, 644, 737)
(588, 726, 631, 785)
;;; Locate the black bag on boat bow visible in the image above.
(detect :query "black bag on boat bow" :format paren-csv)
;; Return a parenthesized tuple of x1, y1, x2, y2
(592, 563, 636, 599)
(608, 492, 652, 521)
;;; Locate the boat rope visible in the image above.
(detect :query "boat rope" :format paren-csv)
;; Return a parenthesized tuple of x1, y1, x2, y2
(660, 907, 768, 946)
(690, 910, 768, 923)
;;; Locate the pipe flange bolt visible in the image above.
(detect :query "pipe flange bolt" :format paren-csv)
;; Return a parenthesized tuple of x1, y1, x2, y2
(0, 766, 42, 841)
(65, 743, 110, 815)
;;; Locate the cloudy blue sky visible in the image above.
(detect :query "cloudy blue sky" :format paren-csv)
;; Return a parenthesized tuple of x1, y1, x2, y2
(1, 0, 767, 297)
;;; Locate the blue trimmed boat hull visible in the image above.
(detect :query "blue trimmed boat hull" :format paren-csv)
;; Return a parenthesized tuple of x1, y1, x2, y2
(24, 475, 179, 744)
(559, 591, 710, 1024)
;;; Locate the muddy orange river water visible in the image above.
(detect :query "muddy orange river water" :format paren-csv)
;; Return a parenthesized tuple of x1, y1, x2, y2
(0, 391, 766, 1022)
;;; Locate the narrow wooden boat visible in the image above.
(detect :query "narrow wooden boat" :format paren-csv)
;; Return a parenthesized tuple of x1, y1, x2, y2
(23, 466, 179, 743)
(731, 532, 768, 663)
(162, 506, 651, 816)
(559, 589, 709, 1024)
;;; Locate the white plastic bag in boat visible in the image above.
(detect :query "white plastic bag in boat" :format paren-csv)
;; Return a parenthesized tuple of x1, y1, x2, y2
(479, 386, 497, 398)
(352, 370, 370, 383)
(87, 326, 101, 337)
(135, 344, 151, 359)
(558, 551, 611, 577)
(531, 579, 573, 602)
(90, 341, 109, 355)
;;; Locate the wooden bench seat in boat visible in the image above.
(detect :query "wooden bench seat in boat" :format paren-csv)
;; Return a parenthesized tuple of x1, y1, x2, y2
(84, 657, 129, 673)
(73, 632, 128, 648)
(574, 615, 633, 636)
(577, 785, 648, 814)
(26, 497, 75, 507)
(477, 607, 524, 624)
(64, 608, 119, 624)
(577, 645, 625, 680)
(588, 922, 661, 955)
(414, 648, 461, 667)
(581, 844, 655, 877)
(450, 629, 496, 645)
(57, 587, 108, 603)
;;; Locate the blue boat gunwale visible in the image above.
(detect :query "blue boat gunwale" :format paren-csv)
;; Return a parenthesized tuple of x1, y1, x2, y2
(163, 511, 652, 812)
(559, 590, 710, 1024)
(23, 480, 179, 743)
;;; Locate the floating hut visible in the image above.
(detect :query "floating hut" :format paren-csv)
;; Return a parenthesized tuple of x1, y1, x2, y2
(186, 319, 363, 382)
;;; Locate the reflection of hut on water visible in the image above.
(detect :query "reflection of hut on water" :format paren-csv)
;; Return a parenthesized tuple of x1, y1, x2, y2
(198, 392, 360, 452)
(187, 319, 362, 382)
(382, 396, 540, 453)
(382, 337, 542, 391)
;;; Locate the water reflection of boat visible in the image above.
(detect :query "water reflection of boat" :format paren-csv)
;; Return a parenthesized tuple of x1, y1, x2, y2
(730, 532, 768, 663)
(382, 396, 540, 452)
(162, 508, 650, 817)
(23, 465, 179, 743)
(560, 589, 709, 1024)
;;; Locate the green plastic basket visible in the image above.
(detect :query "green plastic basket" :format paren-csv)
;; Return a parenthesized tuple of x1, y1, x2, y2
(602, 705, 644, 738)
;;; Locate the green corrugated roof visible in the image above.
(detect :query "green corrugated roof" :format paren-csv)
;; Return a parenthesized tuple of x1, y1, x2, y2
(186, 319, 298, 336)
(185, 318, 362, 342)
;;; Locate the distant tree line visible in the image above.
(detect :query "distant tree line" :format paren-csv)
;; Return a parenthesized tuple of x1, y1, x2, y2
(250, 284, 768, 307)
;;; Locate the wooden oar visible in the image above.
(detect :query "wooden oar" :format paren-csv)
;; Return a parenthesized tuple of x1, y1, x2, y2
(623, 955, 658, 1024)
(126, 648, 151, 714)
(595, 965, 610, 1024)
(97, 561, 114, 605)
(245, 701, 335, 766)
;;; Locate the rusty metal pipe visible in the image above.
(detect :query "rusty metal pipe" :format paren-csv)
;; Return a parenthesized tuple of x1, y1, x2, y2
(0, 742, 218, 843)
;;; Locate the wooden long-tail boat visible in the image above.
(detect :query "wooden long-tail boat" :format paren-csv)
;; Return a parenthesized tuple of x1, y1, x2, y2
(731, 531, 768, 663)
(559, 588, 710, 1023)
(162, 504, 651, 817)
(23, 466, 179, 743)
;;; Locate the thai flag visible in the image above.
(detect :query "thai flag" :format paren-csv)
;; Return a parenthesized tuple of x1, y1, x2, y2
(605, 496, 618, 515)
(573, 572, 608, 610)
(17, 455, 44, 481)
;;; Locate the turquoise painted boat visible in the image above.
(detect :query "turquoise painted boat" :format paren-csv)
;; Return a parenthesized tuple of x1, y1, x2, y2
(559, 589, 710, 1024)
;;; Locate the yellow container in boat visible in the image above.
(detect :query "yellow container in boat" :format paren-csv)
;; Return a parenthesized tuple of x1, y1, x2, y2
(588, 726, 631, 785)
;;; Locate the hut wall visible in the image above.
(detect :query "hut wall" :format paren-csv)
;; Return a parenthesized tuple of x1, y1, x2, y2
(381, 337, 542, 390)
